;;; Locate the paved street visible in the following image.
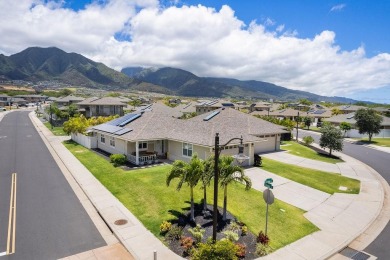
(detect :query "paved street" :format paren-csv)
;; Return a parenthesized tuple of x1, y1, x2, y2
(298, 129, 390, 259)
(0, 111, 106, 260)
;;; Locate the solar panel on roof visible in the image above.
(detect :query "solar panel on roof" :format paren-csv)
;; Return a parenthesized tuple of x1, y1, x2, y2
(119, 113, 141, 127)
(206, 100, 218, 106)
(114, 128, 132, 135)
(313, 110, 326, 114)
(222, 103, 234, 107)
(106, 113, 141, 126)
(203, 110, 220, 121)
(141, 104, 152, 110)
(93, 124, 123, 134)
(346, 115, 354, 119)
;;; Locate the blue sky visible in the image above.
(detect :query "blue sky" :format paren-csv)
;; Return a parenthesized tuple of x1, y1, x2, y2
(1, 0, 390, 103)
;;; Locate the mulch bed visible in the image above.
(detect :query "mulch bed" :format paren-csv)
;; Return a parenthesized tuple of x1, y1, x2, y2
(165, 203, 258, 259)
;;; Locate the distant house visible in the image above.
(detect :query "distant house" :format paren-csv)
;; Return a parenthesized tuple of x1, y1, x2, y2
(55, 95, 85, 106)
(14, 94, 47, 103)
(173, 102, 197, 115)
(195, 100, 235, 115)
(249, 102, 272, 113)
(77, 97, 127, 117)
(335, 105, 367, 114)
(324, 112, 390, 138)
(80, 105, 287, 166)
(251, 108, 300, 121)
(0, 94, 9, 106)
(306, 109, 332, 126)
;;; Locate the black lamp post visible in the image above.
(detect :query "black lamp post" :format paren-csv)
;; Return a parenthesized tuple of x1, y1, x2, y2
(296, 111, 300, 141)
(212, 133, 249, 242)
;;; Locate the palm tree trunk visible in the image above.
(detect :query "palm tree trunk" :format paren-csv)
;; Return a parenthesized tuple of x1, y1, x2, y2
(369, 133, 372, 142)
(190, 187, 195, 222)
(329, 148, 332, 156)
(223, 186, 227, 221)
(203, 187, 207, 211)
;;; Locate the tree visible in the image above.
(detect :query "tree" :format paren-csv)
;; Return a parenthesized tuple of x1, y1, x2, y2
(67, 104, 79, 118)
(59, 88, 73, 96)
(219, 156, 252, 221)
(201, 157, 214, 212)
(303, 116, 312, 129)
(166, 154, 204, 222)
(331, 108, 341, 116)
(299, 99, 313, 106)
(354, 109, 383, 142)
(319, 123, 343, 156)
(63, 115, 118, 135)
(339, 122, 352, 137)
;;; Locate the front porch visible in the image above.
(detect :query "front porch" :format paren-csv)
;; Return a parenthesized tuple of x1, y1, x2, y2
(126, 139, 168, 166)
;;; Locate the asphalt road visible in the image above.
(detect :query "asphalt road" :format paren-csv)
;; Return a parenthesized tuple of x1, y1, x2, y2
(298, 129, 390, 259)
(0, 111, 106, 260)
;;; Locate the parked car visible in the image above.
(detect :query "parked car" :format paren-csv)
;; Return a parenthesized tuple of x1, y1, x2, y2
(0, 106, 6, 111)
(316, 122, 322, 127)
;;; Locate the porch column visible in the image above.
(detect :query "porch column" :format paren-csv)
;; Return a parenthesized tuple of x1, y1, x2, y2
(125, 141, 128, 158)
(136, 141, 139, 165)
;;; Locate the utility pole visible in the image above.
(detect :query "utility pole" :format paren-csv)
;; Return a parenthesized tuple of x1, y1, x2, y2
(296, 111, 299, 141)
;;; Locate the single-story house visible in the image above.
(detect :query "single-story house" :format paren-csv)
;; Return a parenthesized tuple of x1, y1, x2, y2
(335, 105, 367, 114)
(55, 95, 85, 106)
(248, 102, 272, 112)
(324, 112, 390, 138)
(195, 100, 235, 115)
(79, 104, 287, 166)
(251, 108, 301, 121)
(14, 94, 47, 103)
(77, 97, 127, 117)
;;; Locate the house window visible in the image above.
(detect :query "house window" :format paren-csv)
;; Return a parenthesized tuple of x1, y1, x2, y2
(183, 142, 193, 157)
(138, 142, 148, 150)
(100, 134, 105, 143)
(109, 137, 115, 147)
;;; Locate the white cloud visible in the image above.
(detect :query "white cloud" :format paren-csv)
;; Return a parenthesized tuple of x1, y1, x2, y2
(330, 4, 346, 12)
(0, 0, 389, 98)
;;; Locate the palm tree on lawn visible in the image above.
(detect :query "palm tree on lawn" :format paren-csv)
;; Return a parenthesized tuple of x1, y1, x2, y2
(219, 155, 252, 221)
(201, 156, 214, 212)
(166, 154, 204, 222)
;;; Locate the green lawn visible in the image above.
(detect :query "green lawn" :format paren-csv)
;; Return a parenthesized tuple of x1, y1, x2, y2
(64, 141, 319, 250)
(261, 158, 360, 194)
(43, 122, 67, 136)
(281, 141, 343, 164)
(354, 138, 390, 147)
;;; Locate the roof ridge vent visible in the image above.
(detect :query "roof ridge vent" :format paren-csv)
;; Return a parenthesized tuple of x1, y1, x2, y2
(203, 110, 220, 121)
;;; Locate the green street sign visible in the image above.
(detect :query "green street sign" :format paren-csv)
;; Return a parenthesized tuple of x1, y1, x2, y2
(264, 178, 273, 189)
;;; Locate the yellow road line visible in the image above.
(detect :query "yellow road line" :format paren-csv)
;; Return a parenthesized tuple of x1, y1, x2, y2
(6, 173, 17, 255)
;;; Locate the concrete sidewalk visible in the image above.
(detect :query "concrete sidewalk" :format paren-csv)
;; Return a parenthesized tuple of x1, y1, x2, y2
(29, 111, 388, 260)
(254, 150, 387, 259)
(29, 112, 181, 260)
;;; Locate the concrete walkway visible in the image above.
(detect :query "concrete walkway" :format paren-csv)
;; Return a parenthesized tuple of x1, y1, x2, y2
(26, 110, 388, 260)
(254, 150, 387, 259)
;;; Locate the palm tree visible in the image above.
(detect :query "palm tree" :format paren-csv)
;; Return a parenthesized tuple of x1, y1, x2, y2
(219, 155, 252, 221)
(201, 157, 214, 212)
(166, 154, 204, 222)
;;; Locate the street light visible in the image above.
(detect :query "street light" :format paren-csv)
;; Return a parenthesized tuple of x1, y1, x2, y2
(212, 133, 249, 242)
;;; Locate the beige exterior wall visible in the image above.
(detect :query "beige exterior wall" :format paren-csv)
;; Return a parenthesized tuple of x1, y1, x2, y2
(168, 140, 212, 162)
(97, 133, 126, 155)
(254, 135, 280, 154)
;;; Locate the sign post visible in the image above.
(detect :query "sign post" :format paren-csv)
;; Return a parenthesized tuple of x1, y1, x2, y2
(263, 178, 274, 236)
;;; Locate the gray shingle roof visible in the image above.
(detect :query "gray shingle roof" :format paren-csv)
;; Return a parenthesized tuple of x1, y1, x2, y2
(77, 97, 126, 106)
(94, 107, 287, 147)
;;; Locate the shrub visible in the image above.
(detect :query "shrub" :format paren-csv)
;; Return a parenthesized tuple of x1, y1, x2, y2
(223, 230, 239, 242)
(159, 220, 172, 235)
(110, 154, 126, 167)
(166, 226, 183, 241)
(180, 236, 194, 254)
(235, 243, 246, 258)
(302, 136, 314, 146)
(191, 239, 238, 260)
(241, 225, 248, 236)
(255, 243, 273, 256)
(257, 231, 270, 245)
(188, 224, 205, 244)
(229, 222, 241, 233)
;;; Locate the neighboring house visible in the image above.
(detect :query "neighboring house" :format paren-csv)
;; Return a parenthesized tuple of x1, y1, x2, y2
(324, 113, 390, 138)
(251, 108, 300, 121)
(173, 102, 197, 115)
(249, 102, 272, 113)
(55, 95, 85, 106)
(306, 109, 333, 126)
(0, 94, 9, 106)
(195, 100, 235, 114)
(14, 94, 47, 103)
(374, 107, 390, 116)
(77, 97, 127, 117)
(11, 97, 28, 106)
(335, 105, 367, 114)
(80, 105, 287, 167)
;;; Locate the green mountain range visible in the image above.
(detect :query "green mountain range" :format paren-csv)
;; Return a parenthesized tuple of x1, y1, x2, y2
(0, 47, 361, 103)
(122, 66, 359, 103)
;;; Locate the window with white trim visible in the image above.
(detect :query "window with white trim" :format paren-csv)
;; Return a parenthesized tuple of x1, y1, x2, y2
(100, 134, 105, 143)
(109, 137, 115, 147)
(138, 142, 148, 150)
(183, 142, 193, 157)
